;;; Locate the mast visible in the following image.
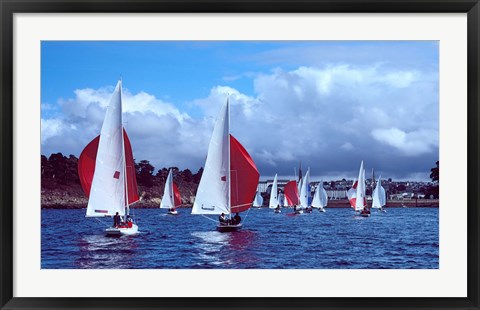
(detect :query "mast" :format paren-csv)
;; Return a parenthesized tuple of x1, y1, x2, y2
(119, 79, 130, 217)
(227, 97, 231, 217)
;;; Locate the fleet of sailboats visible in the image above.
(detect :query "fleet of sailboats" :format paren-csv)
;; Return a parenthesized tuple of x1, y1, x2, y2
(78, 80, 140, 236)
(76, 81, 397, 237)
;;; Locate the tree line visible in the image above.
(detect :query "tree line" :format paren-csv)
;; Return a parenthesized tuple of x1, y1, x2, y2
(41, 153, 203, 192)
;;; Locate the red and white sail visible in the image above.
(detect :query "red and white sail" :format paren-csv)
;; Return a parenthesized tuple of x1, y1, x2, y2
(349, 161, 366, 211)
(160, 168, 182, 209)
(192, 99, 259, 215)
(78, 81, 139, 217)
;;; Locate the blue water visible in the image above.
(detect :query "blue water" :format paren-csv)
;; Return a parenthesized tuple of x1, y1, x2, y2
(41, 207, 438, 269)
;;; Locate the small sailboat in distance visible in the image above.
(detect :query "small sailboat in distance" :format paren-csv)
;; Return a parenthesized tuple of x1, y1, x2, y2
(78, 80, 140, 236)
(312, 180, 328, 212)
(299, 168, 311, 213)
(372, 176, 387, 213)
(191, 98, 260, 232)
(252, 191, 263, 208)
(284, 180, 300, 212)
(269, 174, 281, 213)
(160, 168, 182, 215)
(350, 161, 369, 217)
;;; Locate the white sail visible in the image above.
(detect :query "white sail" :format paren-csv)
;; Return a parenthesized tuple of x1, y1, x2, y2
(269, 174, 279, 208)
(192, 100, 230, 215)
(299, 168, 310, 209)
(312, 181, 328, 208)
(372, 176, 386, 209)
(86, 81, 126, 217)
(160, 168, 175, 209)
(253, 191, 263, 207)
(297, 178, 303, 197)
(355, 161, 366, 211)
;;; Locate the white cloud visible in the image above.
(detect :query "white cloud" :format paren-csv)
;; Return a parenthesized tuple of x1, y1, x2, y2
(42, 62, 438, 180)
(371, 127, 438, 156)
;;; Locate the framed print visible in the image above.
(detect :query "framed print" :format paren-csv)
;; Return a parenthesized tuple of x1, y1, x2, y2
(1, 0, 479, 309)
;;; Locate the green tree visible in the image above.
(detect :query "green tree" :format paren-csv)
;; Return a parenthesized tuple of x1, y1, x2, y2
(136, 160, 155, 187)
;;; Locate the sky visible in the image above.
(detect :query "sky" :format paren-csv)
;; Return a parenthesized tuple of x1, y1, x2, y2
(41, 41, 439, 181)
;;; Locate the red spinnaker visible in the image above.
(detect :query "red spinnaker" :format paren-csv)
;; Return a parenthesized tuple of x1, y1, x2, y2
(77, 129, 140, 204)
(173, 182, 182, 207)
(284, 180, 300, 205)
(230, 134, 260, 213)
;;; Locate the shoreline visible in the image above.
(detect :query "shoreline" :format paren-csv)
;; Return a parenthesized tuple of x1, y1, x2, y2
(41, 199, 439, 209)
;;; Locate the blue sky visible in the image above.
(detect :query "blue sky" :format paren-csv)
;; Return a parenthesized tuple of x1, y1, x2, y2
(41, 41, 439, 181)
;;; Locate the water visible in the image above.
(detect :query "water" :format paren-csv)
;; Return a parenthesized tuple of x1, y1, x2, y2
(41, 207, 438, 269)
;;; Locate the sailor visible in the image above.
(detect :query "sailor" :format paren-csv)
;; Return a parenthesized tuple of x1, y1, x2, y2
(233, 212, 241, 224)
(125, 215, 133, 228)
(113, 212, 121, 227)
(219, 213, 227, 225)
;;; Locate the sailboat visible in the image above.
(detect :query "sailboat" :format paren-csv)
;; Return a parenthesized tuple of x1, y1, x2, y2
(78, 80, 140, 236)
(312, 180, 328, 212)
(348, 161, 369, 217)
(252, 191, 263, 208)
(372, 176, 387, 213)
(191, 99, 260, 232)
(299, 168, 311, 213)
(160, 168, 182, 215)
(269, 174, 281, 213)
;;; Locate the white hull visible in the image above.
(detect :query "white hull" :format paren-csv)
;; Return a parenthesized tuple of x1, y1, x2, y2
(168, 210, 179, 215)
(294, 209, 303, 214)
(319, 208, 326, 213)
(105, 223, 138, 236)
(274, 209, 281, 213)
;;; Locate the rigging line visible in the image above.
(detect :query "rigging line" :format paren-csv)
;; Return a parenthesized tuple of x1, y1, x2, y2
(241, 207, 252, 226)
(201, 214, 219, 223)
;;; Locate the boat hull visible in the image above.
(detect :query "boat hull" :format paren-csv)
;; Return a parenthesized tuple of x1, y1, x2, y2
(274, 209, 281, 213)
(105, 223, 139, 236)
(167, 210, 178, 215)
(216, 223, 242, 232)
(294, 209, 304, 214)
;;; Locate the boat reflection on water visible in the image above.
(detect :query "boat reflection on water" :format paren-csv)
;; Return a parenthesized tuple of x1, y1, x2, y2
(191, 229, 259, 268)
(75, 234, 138, 269)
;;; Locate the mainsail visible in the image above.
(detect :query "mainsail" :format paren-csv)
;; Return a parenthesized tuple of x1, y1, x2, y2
(354, 161, 366, 211)
(269, 174, 279, 209)
(253, 191, 263, 207)
(372, 176, 386, 209)
(299, 168, 311, 209)
(78, 81, 139, 217)
(312, 180, 328, 209)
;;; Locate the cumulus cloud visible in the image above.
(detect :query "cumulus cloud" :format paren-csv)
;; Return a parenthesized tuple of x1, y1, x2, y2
(371, 128, 438, 156)
(41, 62, 438, 180)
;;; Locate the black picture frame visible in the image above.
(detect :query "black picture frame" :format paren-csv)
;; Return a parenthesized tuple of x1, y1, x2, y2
(1, 1, 479, 309)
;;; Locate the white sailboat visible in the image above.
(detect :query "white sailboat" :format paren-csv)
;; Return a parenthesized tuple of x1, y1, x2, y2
(191, 99, 260, 232)
(372, 176, 387, 212)
(160, 168, 182, 215)
(269, 174, 281, 213)
(252, 191, 263, 208)
(353, 161, 369, 217)
(78, 80, 140, 236)
(298, 168, 311, 214)
(312, 180, 328, 212)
